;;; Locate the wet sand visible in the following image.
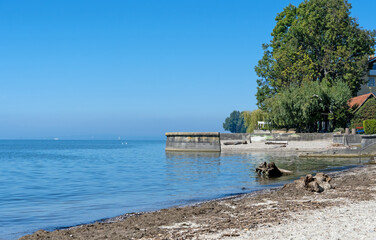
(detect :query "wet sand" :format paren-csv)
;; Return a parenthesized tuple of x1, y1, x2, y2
(20, 164, 376, 240)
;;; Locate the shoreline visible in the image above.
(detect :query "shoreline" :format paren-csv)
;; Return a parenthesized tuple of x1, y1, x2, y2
(18, 180, 287, 239)
(19, 163, 376, 240)
(221, 139, 335, 153)
(221, 139, 376, 158)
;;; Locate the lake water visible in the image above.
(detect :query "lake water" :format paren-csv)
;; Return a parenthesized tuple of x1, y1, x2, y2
(0, 140, 362, 239)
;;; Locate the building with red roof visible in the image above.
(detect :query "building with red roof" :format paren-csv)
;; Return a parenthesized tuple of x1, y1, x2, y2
(357, 57, 376, 96)
(348, 93, 376, 112)
(347, 57, 376, 128)
(348, 92, 376, 128)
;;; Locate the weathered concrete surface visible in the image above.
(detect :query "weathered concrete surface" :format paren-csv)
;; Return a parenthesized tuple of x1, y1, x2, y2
(251, 133, 333, 142)
(333, 134, 362, 146)
(299, 152, 371, 158)
(165, 132, 221, 152)
(298, 140, 376, 158)
(165, 151, 220, 159)
(253, 130, 271, 134)
(361, 135, 376, 149)
(270, 133, 333, 141)
(220, 133, 252, 141)
(361, 143, 376, 155)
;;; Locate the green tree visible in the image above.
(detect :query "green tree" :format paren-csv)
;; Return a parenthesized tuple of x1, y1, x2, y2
(223, 111, 247, 133)
(243, 109, 267, 133)
(326, 81, 353, 129)
(255, 0, 375, 108)
(351, 97, 376, 128)
(265, 81, 351, 132)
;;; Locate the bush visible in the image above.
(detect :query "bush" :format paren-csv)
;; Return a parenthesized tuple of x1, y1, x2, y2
(363, 119, 376, 134)
(351, 98, 376, 129)
(333, 128, 344, 133)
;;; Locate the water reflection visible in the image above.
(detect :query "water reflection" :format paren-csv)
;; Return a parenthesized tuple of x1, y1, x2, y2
(251, 155, 363, 185)
(164, 151, 362, 205)
(165, 152, 221, 191)
(2, 140, 365, 240)
(164, 152, 264, 202)
(165, 151, 221, 160)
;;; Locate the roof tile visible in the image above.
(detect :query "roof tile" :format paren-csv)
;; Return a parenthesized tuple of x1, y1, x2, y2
(348, 93, 373, 109)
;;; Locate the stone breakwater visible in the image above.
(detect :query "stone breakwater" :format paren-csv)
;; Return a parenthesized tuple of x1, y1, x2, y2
(165, 132, 221, 152)
(165, 132, 376, 156)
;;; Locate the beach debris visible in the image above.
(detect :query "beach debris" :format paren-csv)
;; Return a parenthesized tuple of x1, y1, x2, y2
(255, 162, 292, 177)
(369, 156, 376, 164)
(291, 172, 332, 193)
(223, 141, 248, 145)
(32, 230, 49, 238)
(265, 141, 288, 145)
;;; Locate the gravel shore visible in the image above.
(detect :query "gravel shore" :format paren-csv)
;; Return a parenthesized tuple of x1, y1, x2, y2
(221, 139, 333, 153)
(20, 164, 376, 240)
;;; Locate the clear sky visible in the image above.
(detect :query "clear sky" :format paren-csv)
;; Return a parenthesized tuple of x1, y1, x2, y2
(0, 0, 375, 139)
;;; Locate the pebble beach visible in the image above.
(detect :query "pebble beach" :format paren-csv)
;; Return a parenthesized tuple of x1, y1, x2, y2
(20, 163, 376, 240)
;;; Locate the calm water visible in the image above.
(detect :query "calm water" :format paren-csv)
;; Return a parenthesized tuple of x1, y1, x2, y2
(0, 140, 362, 239)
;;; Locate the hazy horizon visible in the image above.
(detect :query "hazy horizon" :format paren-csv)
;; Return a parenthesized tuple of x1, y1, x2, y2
(1, 0, 375, 139)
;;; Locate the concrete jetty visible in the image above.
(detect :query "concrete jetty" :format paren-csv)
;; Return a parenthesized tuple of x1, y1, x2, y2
(165, 132, 221, 152)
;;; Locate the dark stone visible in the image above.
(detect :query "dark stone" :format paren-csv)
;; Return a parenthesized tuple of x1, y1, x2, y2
(223, 141, 248, 145)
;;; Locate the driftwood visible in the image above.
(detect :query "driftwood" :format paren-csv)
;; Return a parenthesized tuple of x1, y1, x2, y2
(223, 141, 248, 145)
(255, 162, 292, 177)
(291, 172, 332, 193)
(265, 141, 288, 145)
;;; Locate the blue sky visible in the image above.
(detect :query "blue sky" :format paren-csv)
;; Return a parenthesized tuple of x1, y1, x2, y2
(0, 0, 375, 139)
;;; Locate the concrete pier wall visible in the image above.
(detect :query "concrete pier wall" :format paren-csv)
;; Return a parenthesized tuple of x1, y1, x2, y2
(270, 133, 333, 141)
(251, 133, 333, 141)
(165, 132, 221, 152)
(361, 135, 376, 149)
(220, 133, 252, 141)
(333, 134, 362, 145)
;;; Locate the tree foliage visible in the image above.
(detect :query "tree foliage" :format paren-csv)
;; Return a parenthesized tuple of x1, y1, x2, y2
(255, 0, 376, 109)
(223, 111, 247, 133)
(351, 97, 376, 128)
(364, 119, 376, 134)
(243, 109, 267, 133)
(265, 81, 352, 132)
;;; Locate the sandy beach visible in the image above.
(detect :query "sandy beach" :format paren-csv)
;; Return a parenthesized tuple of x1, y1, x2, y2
(221, 139, 334, 153)
(19, 163, 376, 240)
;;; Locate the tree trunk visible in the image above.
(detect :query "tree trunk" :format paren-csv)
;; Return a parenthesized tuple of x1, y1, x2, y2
(256, 162, 292, 177)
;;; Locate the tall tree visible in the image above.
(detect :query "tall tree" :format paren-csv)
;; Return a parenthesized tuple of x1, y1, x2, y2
(255, 0, 375, 109)
(243, 109, 267, 133)
(265, 81, 352, 132)
(223, 111, 247, 133)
